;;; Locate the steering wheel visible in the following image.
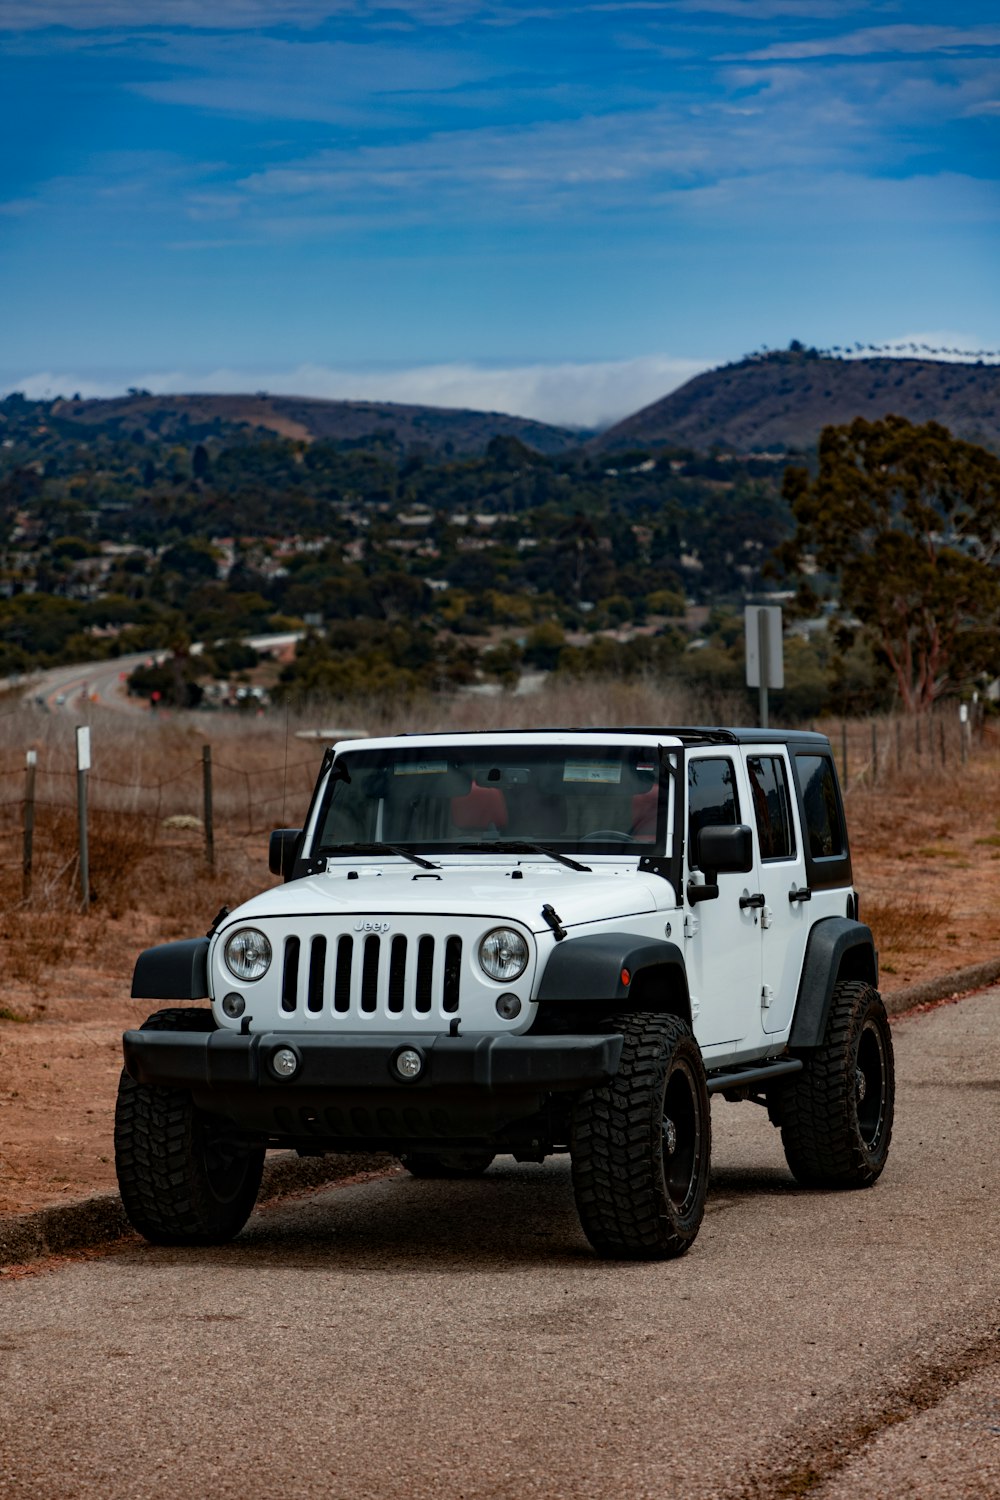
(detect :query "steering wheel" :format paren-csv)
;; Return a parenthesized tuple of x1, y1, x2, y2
(579, 829, 637, 842)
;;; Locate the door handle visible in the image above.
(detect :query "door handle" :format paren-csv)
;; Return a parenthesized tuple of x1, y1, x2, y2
(788, 886, 812, 903)
(739, 892, 766, 910)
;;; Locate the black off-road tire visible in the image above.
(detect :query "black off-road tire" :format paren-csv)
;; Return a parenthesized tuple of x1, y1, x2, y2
(571, 1012, 711, 1260)
(780, 979, 894, 1189)
(114, 1007, 265, 1245)
(400, 1150, 495, 1178)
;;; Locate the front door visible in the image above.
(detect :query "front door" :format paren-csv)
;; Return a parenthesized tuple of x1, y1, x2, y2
(685, 752, 763, 1055)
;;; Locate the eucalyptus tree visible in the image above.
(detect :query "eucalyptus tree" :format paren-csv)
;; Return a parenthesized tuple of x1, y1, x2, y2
(780, 417, 1000, 712)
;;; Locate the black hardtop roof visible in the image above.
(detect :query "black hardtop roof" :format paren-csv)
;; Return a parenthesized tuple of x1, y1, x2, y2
(393, 726, 831, 748)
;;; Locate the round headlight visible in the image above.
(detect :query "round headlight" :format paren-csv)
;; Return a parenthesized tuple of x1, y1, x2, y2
(479, 927, 529, 983)
(224, 927, 272, 982)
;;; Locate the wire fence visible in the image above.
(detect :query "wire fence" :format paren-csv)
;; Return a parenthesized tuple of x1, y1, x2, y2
(0, 754, 318, 833)
(816, 704, 989, 794)
(0, 709, 992, 911)
(0, 740, 323, 910)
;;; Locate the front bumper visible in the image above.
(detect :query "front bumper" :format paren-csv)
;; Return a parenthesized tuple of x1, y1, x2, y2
(122, 1029, 624, 1147)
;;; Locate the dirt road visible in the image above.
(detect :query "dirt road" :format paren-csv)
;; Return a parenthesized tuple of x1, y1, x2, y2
(1, 989, 998, 1500)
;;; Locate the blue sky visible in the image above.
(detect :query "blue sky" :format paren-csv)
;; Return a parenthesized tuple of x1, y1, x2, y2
(1, 1, 999, 426)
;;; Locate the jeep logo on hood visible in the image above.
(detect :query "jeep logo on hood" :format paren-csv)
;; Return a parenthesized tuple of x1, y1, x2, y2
(354, 919, 391, 934)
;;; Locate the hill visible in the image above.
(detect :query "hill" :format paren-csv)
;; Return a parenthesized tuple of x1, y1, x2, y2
(50, 391, 584, 457)
(594, 350, 1000, 454)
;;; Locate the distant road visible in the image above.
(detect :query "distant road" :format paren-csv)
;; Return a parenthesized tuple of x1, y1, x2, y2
(18, 633, 303, 715)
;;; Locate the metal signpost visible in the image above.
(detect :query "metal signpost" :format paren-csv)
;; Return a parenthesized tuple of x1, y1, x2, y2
(23, 749, 37, 901)
(76, 725, 91, 910)
(745, 605, 784, 729)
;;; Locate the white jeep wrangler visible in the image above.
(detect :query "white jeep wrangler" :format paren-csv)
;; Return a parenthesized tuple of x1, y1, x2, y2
(116, 727, 893, 1260)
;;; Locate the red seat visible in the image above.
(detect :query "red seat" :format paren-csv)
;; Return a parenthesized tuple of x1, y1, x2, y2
(630, 788, 659, 841)
(451, 782, 508, 832)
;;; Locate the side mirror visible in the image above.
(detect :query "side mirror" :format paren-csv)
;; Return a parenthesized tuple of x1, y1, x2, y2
(269, 828, 302, 880)
(695, 823, 754, 876)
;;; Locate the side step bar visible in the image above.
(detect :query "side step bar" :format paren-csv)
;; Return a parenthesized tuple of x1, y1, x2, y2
(706, 1058, 804, 1095)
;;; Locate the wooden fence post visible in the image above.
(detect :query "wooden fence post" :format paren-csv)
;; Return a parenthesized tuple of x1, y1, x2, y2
(203, 744, 215, 869)
(841, 721, 848, 788)
(22, 749, 36, 901)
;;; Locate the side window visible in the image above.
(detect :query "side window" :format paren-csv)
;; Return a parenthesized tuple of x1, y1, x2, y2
(688, 757, 739, 864)
(795, 754, 846, 859)
(747, 755, 796, 861)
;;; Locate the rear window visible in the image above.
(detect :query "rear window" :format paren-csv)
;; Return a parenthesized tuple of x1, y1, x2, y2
(747, 755, 796, 861)
(795, 754, 845, 859)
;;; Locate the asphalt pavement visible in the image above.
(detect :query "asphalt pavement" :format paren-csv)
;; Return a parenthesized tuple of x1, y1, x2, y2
(20, 632, 305, 716)
(1, 988, 998, 1500)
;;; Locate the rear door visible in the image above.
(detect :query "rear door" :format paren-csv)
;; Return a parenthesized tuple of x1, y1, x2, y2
(745, 748, 809, 1035)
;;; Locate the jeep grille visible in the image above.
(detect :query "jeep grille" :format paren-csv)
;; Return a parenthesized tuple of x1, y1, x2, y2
(279, 932, 462, 1019)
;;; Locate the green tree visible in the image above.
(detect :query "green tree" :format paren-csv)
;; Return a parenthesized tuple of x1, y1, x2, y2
(780, 417, 1000, 712)
(524, 620, 565, 669)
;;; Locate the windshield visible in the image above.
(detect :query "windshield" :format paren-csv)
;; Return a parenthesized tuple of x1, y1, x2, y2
(314, 743, 668, 857)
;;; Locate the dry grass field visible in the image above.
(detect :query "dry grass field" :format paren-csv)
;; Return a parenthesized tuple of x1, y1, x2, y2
(1, 685, 998, 1215)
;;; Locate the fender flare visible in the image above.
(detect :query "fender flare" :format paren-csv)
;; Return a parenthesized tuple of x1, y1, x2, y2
(131, 938, 210, 1000)
(788, 917, 877, 1050)
(535, 933, 690, 1023)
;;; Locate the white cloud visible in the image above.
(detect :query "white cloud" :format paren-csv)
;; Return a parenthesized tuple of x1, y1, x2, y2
(670, 168, 1000, 228)
(130, 35, 486, 126)
(667, 0, 860, 16)
(0, 1, 330, 26)
(732, 24, 1000, 62)
(230, 104, 779, 214)
(3, 355, 711, 428)
(219, 52, 1000, 225)
(0, 1, 578, 30)
(6, 372, 128, 400)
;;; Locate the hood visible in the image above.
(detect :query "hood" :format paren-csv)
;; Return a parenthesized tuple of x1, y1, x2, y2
(221, 859, 666, 935)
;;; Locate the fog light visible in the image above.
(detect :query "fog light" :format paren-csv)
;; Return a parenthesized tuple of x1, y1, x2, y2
(272, 1046, 299, 1079)
(394, 1047, 423, 1081)
(221, 992, 246, 1019)
(496, 993, 522, 1020)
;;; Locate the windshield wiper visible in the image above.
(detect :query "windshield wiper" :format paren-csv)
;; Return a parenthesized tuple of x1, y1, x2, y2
(455, 840, 591, 873)
(319, 842, 440, 870)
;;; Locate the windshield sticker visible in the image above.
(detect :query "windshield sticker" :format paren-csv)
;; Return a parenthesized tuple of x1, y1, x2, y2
(393, 761, 449, 776)
(563, 761, 622, 785)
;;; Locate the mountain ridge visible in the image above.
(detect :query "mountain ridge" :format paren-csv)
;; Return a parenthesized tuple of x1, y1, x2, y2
(32, 351, 1000, 459)
(593, 351, 1000, 454)
(49, 391, 585, 456)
